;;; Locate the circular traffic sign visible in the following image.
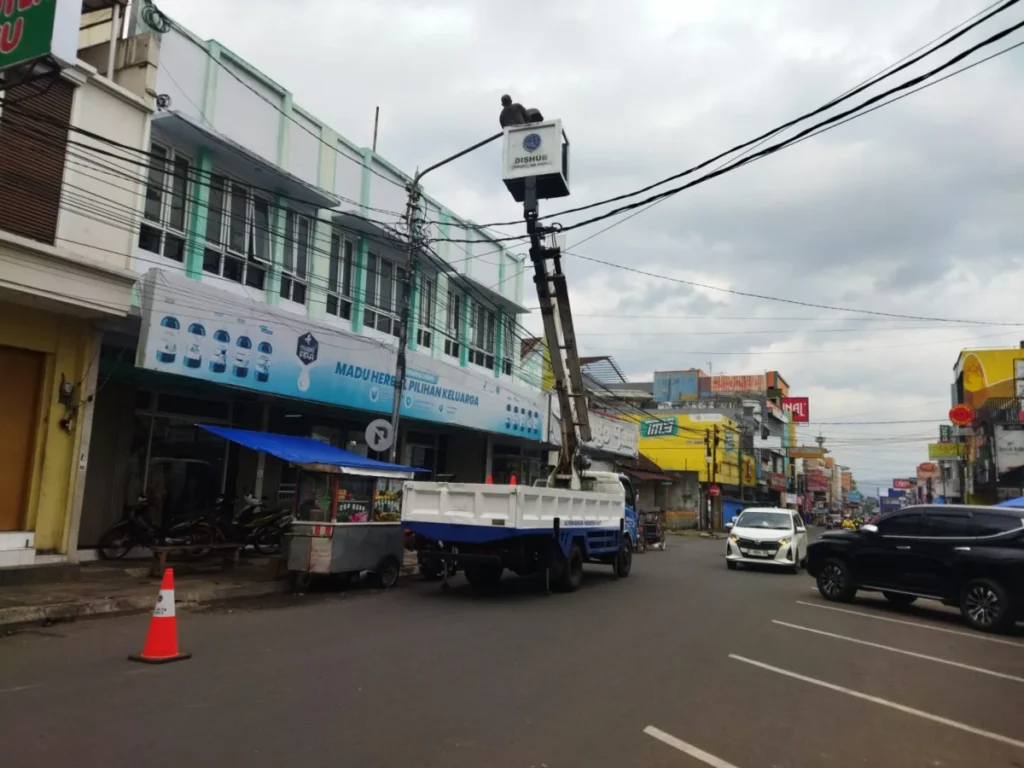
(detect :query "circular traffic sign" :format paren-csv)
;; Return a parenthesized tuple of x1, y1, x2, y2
(365, 418, 394, 453)
(708, 484, 721, 498)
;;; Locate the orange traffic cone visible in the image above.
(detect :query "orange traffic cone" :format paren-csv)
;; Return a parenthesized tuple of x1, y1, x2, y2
(510, 474, 517, 486)
(486, 475, 493, 484)
(129, 568, 191, 664)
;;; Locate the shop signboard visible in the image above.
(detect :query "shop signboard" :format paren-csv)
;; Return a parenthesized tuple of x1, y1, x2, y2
(137, 269, 546, 440)
(805, 472, 828, 492)
(0, 0, 81, 74)
(768, 473, 787, 491)
(546, 399, 639, 458)
(781, 397, 810, 423)
(994, 425, 1024, 475)
(892, 478, 913, 490)
(710, 374, 766, 395)
(928, 442, 963, 461)
(939, 424, 953, 443)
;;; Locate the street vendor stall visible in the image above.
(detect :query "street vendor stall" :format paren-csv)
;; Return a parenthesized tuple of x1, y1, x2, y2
(199, 426, 422, 590)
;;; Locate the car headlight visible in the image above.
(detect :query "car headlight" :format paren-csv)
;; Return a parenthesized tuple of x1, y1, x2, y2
(729, 535, 739, 543)
(777, 538, 790, 547)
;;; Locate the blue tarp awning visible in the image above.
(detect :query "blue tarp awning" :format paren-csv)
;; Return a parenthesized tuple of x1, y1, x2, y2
(199, 425, 422, 479)
(996, 496, 1024, 508)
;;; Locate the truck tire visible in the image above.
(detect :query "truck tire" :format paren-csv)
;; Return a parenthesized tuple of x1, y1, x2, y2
(614, 537, 632, 578)
(464, 563, 503, 589)
(557, 543, 584, 593)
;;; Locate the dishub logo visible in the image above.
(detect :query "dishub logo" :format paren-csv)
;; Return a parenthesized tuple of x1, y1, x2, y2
(522, 133, 541, 152)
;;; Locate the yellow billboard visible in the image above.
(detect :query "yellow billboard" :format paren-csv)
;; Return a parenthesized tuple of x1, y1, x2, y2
(627, 413, 755, 485)
(928, 443, 964, 460)
(955, 348, 1024, 409)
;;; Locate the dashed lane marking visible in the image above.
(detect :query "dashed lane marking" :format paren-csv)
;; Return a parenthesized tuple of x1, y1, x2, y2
(644, 726, 741, 768)
(772, 620, 1024, 684)
(729, 654, 1024, 751)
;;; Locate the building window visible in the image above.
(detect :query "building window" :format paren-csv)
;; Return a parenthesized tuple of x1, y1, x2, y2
(417, 276, 435, 349)
(280, 209, 310, 305)
(201, 174, 269, 290)
(138, 143, 190, 263)
(468, 300, 495, 369)
(326, 231, 354, 320)
(501, 314, 517, 376)
(443, 288, 461, 359)
(364, 252, 405, 337)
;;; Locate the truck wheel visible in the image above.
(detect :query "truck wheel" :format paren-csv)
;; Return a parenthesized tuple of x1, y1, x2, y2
(375, 555, 401, 589)
(557, 543, 584, 593)
(464, 564, 503, 589)
(419, 558, 443, 581)
(960, 578, 1015, 633)
(614, 538, 632, 578)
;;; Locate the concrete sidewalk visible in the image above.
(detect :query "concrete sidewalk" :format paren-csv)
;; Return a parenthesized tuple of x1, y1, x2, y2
(0, 551, 421, 629)
(0, 558, 290, 629)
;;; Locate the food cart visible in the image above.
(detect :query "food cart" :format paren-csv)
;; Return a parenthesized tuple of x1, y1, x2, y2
(198, 426, 421, 591)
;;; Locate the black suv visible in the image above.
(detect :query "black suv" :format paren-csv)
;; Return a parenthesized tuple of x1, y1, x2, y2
(806, 505, 1024, 633)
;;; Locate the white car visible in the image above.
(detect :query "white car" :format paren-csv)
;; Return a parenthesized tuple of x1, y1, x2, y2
(725, 507, 808, 573)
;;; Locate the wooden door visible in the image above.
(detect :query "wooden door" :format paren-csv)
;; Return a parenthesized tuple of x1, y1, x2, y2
(0, 346, 43, 531)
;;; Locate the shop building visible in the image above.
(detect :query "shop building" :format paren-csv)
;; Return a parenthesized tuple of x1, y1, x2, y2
(0, 10, 159, 567)
(74, 8, 548, 551)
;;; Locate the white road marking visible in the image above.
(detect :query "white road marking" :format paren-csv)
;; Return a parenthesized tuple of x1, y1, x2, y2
(772, 620, 1024, 683)
(729, 654, 1024, 751)
(0, 685, 39, 694)
(795, 600, 1024, 648)
(644, 726, 741, 768)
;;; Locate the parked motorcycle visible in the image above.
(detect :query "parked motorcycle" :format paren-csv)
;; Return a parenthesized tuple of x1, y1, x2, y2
(218, 493, 292, 555)
(97, 494, 215, 560)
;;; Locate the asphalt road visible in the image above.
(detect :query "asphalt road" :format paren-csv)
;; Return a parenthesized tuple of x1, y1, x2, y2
(2, 534, 1023, 768)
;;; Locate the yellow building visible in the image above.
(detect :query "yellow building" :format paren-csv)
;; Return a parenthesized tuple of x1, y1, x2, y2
(954, 348, 1024, 409)
(627, 413, 756, 487)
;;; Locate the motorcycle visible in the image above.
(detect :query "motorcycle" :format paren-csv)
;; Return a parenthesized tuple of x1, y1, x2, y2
(218, 493, 293, 555)
(97, 494, 216, 560)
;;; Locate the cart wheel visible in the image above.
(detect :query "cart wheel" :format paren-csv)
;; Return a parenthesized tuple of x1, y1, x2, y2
(292, 571, 313, 594)
(375, 555, 401, 589)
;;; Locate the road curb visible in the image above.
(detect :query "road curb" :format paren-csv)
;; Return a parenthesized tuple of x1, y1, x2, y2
(0, 579, 291, 629)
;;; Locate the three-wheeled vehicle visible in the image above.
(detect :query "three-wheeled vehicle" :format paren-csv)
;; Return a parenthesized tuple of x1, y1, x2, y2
(636, 509, 666, 553)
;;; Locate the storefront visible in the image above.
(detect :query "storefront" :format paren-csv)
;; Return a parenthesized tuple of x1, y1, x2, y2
(0, 301, 99, 564)
(78, 269, 549, 550)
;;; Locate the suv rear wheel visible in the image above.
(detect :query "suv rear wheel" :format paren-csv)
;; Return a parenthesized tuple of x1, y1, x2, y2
(960, 578, 1015, 634)
(816, 558, 857, 603)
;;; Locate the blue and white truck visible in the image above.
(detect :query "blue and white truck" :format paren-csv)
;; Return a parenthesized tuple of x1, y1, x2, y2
(402, 188, 638, 592)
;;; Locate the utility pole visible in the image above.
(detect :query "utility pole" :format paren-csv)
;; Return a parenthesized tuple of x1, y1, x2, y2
(385, 131, 504, 465)
(712, 425, 720, 530)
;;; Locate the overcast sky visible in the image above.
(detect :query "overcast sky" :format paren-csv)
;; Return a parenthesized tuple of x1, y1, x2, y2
(156, 0, 1024, 491)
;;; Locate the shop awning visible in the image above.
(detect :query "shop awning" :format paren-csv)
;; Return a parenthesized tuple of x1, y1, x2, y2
(199, 426, 423, 480)
(624, 469, 676, 482)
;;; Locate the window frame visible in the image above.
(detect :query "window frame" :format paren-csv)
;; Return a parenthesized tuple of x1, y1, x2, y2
(200, 172, 271, 291)
(138, 142, 192, 264)
(467, 299, 496, 369)
(876, 511, 925, 537)
(417, 275, 435, 349)
(325, 230, 355, 321)
(363, 251, 405, 337)
(443, 288, 462, 359)
(279, 208, 312, 305)
(501, 314, 517, 376)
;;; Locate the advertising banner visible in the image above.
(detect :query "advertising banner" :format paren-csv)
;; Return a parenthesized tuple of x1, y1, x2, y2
(892, 478, 913, 490)
(928, 443, 963, 461)
(939, 424, 953, 443)
(546, 399, 639, 458)
(805, 472, 828, 492)
(710, 374, 766, 394)
(653, 370, 700, 403)
(781, 397, 810, 423)
(769, 473, 787, 491)
(995, 426, 1024, 475)
(0, 0, 81, 74)
(137, 270, 546, 440)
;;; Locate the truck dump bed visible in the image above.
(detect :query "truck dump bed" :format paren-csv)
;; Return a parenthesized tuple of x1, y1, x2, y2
(402, 482, 625, 543)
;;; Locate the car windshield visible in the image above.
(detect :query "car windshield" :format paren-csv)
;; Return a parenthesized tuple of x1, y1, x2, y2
(735, 511, 791, 530)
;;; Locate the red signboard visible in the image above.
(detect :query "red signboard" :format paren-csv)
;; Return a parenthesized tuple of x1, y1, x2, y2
(949, 404, 974, 426)
(805, 472, 828, 491)
(769, 473, 787, 491)
(781, 397, 810, 423)
(708, 484, 721, 497)
(893, 478, 913, 490)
